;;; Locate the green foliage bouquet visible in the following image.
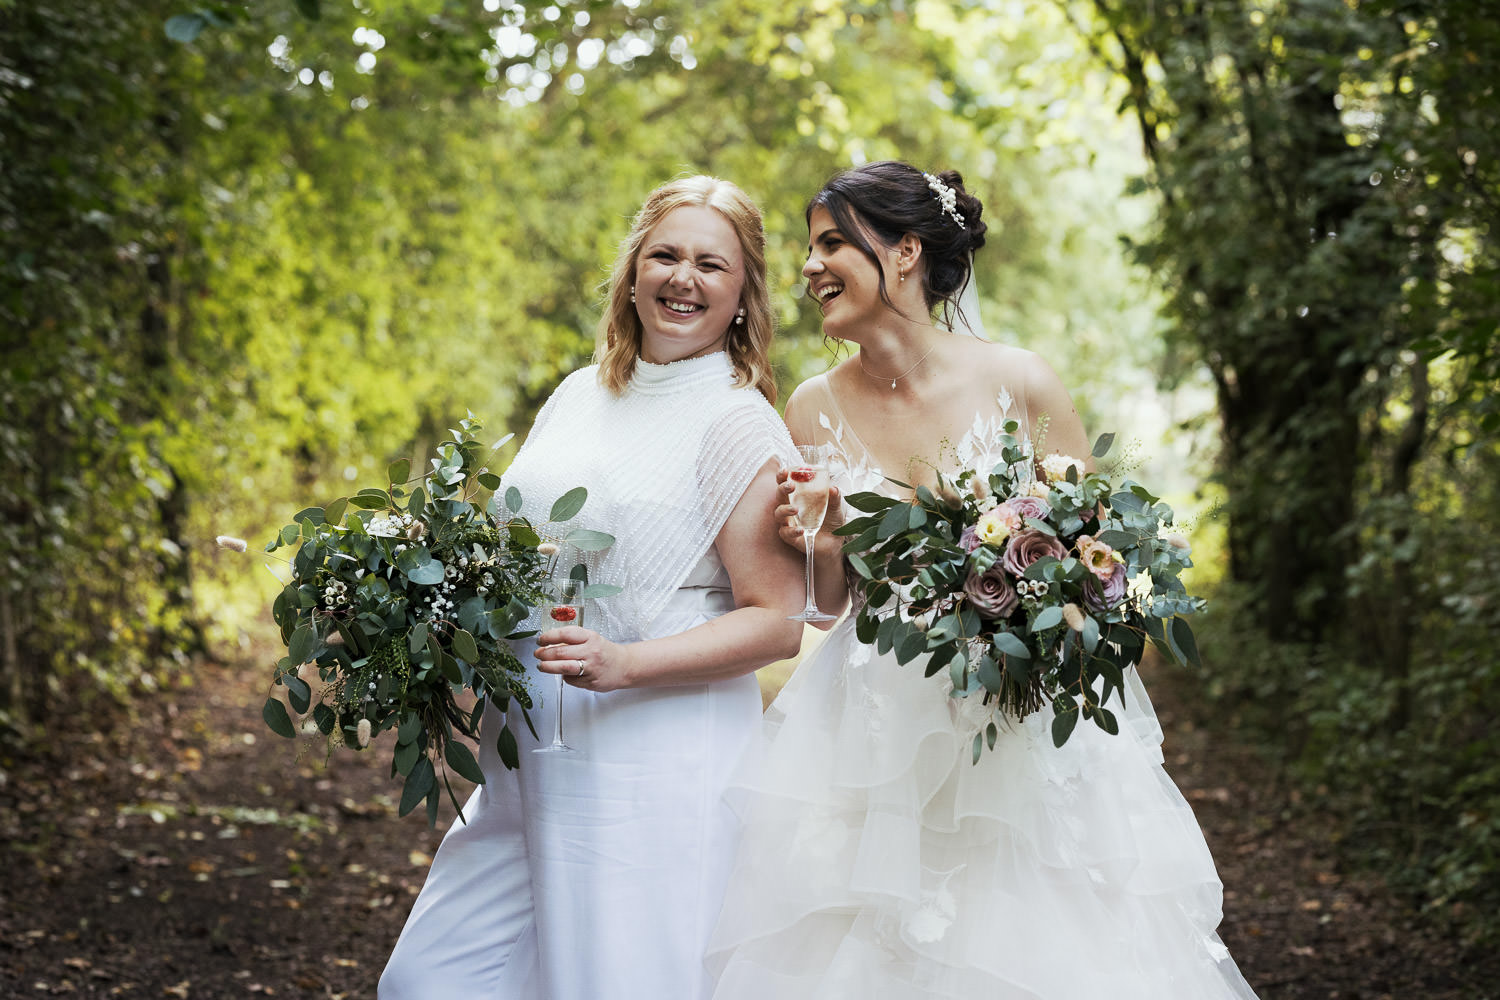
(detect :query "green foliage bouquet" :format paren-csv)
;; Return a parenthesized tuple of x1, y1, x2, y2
(837, 426, 1204, 758)
(261, 415, 613, 824)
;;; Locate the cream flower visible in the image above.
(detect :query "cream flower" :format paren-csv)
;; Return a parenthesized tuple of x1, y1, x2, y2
(1040, 453, 1085, 483)
(974, 509, 1012, 547)
(970, 472, 992, 502)
(355, 718, 372, 748)
(1025, 480, 1052, 500)
(1062, 602, 1088, 632)
(214, 534, 248, 553)
(536, 542, 559, 557)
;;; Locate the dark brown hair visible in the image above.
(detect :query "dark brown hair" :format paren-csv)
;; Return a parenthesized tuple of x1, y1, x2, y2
(807, 160, 987, 323)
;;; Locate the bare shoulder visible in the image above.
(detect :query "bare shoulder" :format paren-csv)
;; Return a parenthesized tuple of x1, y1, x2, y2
(783, 373, 833, 445)
(951, 339, 1062, 398)
(963, 340, 1087, 456)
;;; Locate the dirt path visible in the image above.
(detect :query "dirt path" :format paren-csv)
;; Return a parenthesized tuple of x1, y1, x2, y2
(0, 654, 1490, 998)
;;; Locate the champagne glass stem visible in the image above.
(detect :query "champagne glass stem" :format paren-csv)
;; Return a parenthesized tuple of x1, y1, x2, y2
(551, 673, 566, 747)
(802, 529, 818, 616)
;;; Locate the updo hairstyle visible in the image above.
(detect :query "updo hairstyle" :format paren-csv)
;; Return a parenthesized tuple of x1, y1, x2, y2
(806, 160, 987, 320)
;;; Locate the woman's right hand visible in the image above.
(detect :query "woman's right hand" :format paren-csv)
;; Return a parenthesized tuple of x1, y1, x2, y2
(773, 466, 844, 554)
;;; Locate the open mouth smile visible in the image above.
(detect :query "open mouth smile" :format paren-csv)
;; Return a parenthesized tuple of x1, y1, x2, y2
(812, 282, 844, 307)
(661, 298, 704, 315)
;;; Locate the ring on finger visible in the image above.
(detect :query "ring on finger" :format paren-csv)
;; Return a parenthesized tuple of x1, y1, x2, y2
(575, 660, 585, 676)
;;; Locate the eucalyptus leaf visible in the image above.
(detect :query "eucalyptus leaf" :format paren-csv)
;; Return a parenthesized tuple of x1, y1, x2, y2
(1080, 615, 1101, 653)
(452, 628, 480, 664)
(1032, 606, 1064, 632)
(508, 522, 541, 548)
(323, 497, 349, 526)
(977, 652, 1004, 694)
(1051, 708, 1079, 747)
(1095, 706, 1120, 736)
(394, 736, 421, 775)
(262, 697, 296, 739)
(549, 487, 588, 523)
(845, 492, 897, 513)
(288, 624, 316, 665)
(284, 675, 312, 714)
(443, 739, 485, 784)
(497, 724, 520, 770)
(1171, 616, 1203, 669)
(563, 528, 615, 552)
(398, 757, 435, 817)
(877, 502, 910, 540)
(404, 556, 446, 586)
(993, 631, 1032, 659)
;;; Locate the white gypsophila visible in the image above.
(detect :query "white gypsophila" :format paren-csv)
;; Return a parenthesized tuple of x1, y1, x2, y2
(368, 515, 403, 537)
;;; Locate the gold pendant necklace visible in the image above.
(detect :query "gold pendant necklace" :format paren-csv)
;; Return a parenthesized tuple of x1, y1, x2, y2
(858, 344, 937, 389)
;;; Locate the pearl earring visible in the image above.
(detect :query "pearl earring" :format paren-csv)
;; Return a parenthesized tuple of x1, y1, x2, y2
(630, 285, 636, 304)
(735, 308, 746, 325)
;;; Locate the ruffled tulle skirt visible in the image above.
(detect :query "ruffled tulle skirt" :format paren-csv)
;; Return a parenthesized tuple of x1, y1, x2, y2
(706, 618, 1259, 999)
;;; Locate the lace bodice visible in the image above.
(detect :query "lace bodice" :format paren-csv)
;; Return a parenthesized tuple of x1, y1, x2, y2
(798, 373, 1034, 501)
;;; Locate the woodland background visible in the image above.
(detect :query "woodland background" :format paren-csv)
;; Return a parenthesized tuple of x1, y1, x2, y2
(2, 0, 1498, 990)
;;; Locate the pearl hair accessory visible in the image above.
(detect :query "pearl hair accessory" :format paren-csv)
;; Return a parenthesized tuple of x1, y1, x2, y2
(923, 172, 966, 228)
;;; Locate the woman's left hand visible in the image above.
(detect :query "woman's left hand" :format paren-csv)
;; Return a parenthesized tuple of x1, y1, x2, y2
(535, 626, 633, 692)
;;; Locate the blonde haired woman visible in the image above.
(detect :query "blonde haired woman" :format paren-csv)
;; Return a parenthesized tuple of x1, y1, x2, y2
(380, 176, 804, 999)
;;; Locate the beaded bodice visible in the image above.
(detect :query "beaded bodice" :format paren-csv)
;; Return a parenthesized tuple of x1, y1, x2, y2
(500, 353, 796, 641)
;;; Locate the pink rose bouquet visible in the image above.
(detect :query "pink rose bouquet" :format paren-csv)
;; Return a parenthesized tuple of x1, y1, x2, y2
(838, 426, 1204, 754)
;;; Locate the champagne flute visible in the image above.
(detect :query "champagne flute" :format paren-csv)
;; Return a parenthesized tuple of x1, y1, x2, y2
(534, 575, 584, 754)
(787, 444, 837, 623)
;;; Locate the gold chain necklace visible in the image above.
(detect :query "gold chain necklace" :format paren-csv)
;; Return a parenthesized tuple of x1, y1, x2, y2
(858, 343, 937, 389)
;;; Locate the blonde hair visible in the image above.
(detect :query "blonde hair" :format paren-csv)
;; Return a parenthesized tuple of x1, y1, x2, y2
(594, 176, 777, 403)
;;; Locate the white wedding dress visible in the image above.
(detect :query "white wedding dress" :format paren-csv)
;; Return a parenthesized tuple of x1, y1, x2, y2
(706, 374, 1260, 999)
(380, 352, 795, 1000)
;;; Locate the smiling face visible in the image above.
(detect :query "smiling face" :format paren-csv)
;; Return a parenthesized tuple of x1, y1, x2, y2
(633, 205, 746, 364)
(802, 205, 893, 340)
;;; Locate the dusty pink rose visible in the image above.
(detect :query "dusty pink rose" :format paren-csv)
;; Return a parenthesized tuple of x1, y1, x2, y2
(1082, 561, 1128, 613)
(963, 564, 1019, 619)
(959, 524, 981, 552)
(1006, 495, 1051, 524)
(1001, 528, 1068, 577)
